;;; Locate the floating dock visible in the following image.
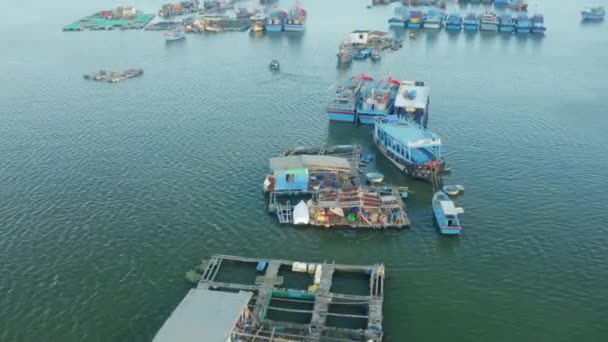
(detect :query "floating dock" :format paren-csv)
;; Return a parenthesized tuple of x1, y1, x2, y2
(63, 7, 155, 31)
(153, 254, 386, 341)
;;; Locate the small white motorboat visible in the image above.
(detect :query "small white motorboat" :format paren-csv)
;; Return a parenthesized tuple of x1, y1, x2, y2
(366, 172, 384, 184)
(442, 184, 464, 196)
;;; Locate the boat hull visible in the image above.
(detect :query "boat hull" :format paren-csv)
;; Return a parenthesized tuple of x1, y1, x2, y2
(463, 23, 478, 31)
(516, 27, 531, 33)
(480, 23, 498, 31)
(327, 110, 356, 123)
(445, 24, 461, 30)
(432, 192, 462, 235)
(265, 24, 283, 32)
(531, 27, 546, 34)
(407, 22, 423, 28)
(284, 24, 304, 32)
(358, 113, 385, 125)
(424, 22, 442, 29)
(373, 137, 444, 182)
(498, 25, 514, 32)
(389, 19, 405, 27)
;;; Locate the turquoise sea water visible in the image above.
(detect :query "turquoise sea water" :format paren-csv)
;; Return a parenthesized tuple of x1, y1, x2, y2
(1, 0, 608, 341)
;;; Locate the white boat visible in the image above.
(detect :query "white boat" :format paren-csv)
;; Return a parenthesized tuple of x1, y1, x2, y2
(293, 200, 310, 225)
(366, 172, 384, 183)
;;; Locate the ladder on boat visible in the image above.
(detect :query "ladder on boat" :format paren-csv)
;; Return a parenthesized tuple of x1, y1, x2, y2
(275, 201, 293, 224)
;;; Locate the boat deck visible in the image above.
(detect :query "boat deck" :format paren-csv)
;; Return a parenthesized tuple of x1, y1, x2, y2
(196, 254, 386, 341)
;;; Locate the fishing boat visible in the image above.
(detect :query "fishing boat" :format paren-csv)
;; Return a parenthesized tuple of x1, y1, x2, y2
(393, 80, 430, 127)
(432, 191, 463, 235)
(407, 10, 424, 28)
(326, 75, 364, 122)
(366, 172, 384, 183)
(424, 9, 445, 29)
(269, 59, 280, 70)
(373, 115, 444, 182)
(357, 77, 400, 124)
(480, 12, 499, 31)
(250, 13, 266, 32)
(581, 7, 605, 21)
(336, 40, 354, 64)
(284, 1, 307, 32)
(509, 0, 529, 11)
(498, 14, 514, 32)
(389, 6, 407, 27)
(514, 14, 532, 33)
(493, 0, 509, 8)
(163, 30, 186, 41)
(354, 49, 369, 60)
(445, 13, 462, 31)
(463, 13, 480, 31)
(370, 49, 381, 61)
(442, 184, 464, 196)
(265, 9, 286, 32)
(235, 7, 253, 18)
(531, 14, 546, 34)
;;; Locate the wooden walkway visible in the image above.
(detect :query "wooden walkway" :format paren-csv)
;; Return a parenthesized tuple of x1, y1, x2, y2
(197, 254, 385, 341)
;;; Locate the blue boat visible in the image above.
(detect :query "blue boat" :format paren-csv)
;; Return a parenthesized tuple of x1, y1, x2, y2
(326, 75, 364, 123)
(370, 49, 381, 61)
(531, 14, 546, 34)
(357, 77, 400, 124)
(407, 10, 424, 28)
(498, 14, 514, 32)
(389, 6, 407, 27)
(515, 14, 532, 33)
(373, 115, 444, 182)
(509, 0, 529, 11)
(265, 10, 286, 32)
(392, 80, 430, 127)
(284, 4, 307, 32)
(354, 49, 369, 60)
(581, 7, 605, 20)
(424, 9, 445, 29)
(445, 13, 462, 31)
(163, 30, 186, 41)
(494, 0, 509, 8)
(433, 191, 463, 235)
(463, 13, 479, 31)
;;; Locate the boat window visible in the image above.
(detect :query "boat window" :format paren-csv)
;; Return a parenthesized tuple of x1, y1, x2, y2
(286, 174, 295, 183)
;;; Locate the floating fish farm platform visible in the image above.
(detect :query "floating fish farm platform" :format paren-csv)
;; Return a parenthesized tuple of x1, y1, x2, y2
(153, 254, 386, 341)
(63, 7, 155, 31)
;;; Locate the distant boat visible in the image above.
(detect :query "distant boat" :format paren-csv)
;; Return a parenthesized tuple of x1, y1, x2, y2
(581, 6, 605, 21)
(425, 9, 445, 29)
(269, 59, 280, 70)
(433, 191, 463, 235)
(480, 12, 499, 31)
(284, 2, 307, 32)
(326, 74, 364, 122)
(445, 13, 463, 31)
(531, 14, 547, 34)
(354, 49, 369, 60)
(408, 10, 424, 28)
(498, 14, 514, 32)
(370, 49, 381, 61)
(265, 9, 286, 32)
(463, 13, 480, 31)
(250, 13, 266, 32)
(357, 76, 400, 124)
(514, 14, 532, 33)
(389, 6, 407, 27)
(509, 0, 529, 12)
(164, 30, 186, 41)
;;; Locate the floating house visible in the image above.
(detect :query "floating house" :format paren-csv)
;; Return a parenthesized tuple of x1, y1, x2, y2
(373, 116, 444, 182)
(157, 254, 386, 341)
(393, 80, 430, 127)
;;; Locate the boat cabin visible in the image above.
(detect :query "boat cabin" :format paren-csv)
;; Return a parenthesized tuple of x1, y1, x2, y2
(393, 80, 430, 127)
(375, 116, 442, 167)
(440, 200, 463, 228)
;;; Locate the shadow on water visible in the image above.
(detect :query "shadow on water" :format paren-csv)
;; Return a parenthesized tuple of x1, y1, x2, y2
(336, 62, 352, 75)
(425, 31, 440, 47)
(499, 32, 514, 41)
(579, 20, 605, 28)
(285, 32, 304, 47)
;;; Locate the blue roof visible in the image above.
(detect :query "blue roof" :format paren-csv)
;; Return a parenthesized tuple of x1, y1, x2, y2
(378, 118, 440, 145)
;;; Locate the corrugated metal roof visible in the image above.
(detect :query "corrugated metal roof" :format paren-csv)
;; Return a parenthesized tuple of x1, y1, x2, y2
(153, 289, 252, 342)
(269, 155, 351, 171)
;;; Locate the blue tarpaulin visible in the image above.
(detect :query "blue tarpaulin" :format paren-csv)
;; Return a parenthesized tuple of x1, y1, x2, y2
(274, 169, 308, 191)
